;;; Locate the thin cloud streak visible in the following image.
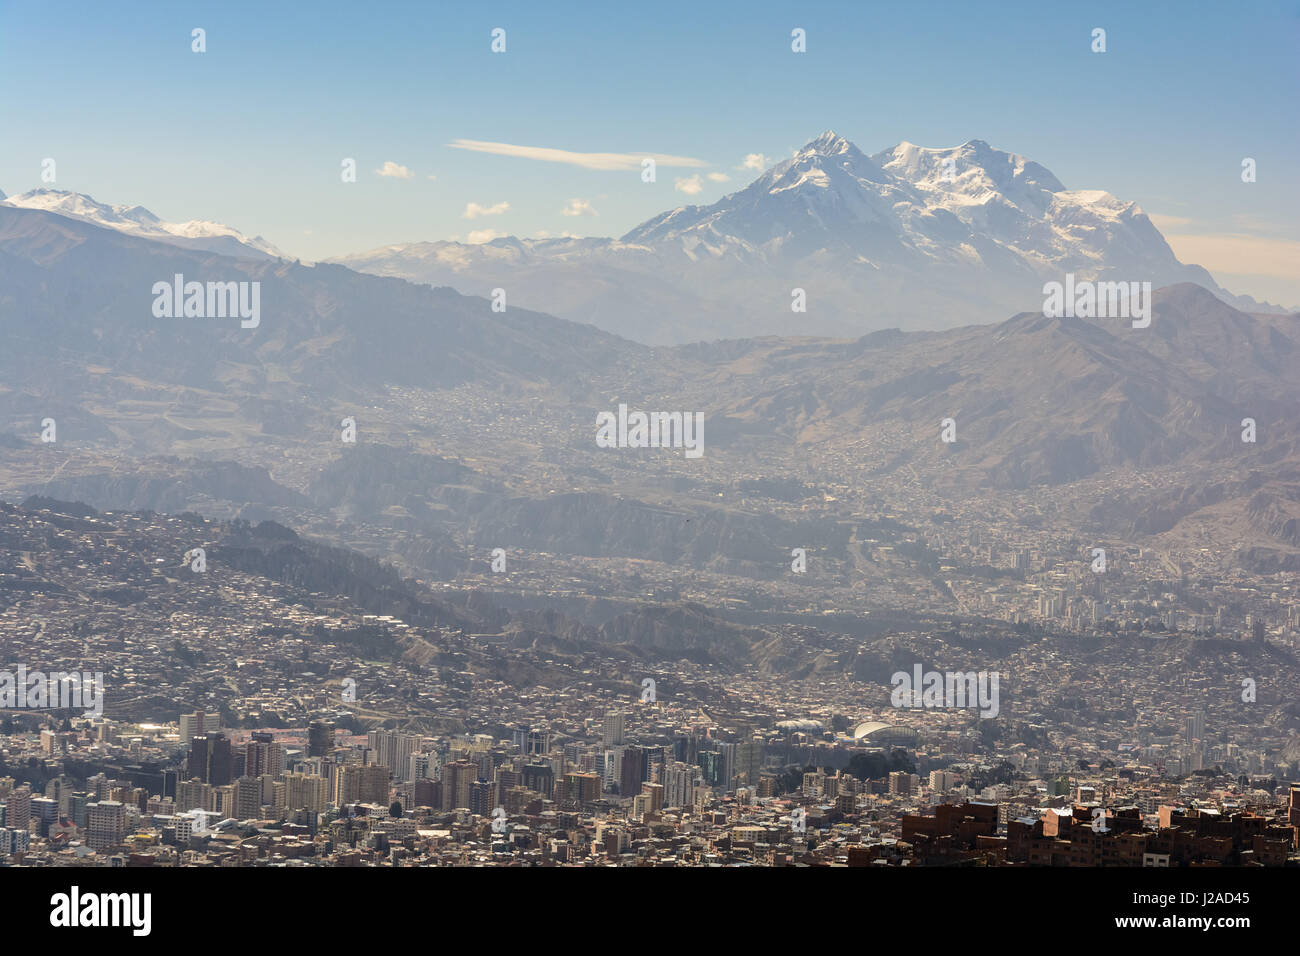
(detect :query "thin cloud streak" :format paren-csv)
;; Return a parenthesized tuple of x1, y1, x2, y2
(448, 139, 708, 170)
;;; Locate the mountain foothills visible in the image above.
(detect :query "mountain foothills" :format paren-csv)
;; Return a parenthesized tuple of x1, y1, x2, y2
(1, 182, 1298, 612)
(331, 132, 1281, 343)
(0, 204, 632, 399)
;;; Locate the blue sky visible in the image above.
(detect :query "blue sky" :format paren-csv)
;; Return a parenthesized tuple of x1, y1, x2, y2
(2, 0, 1297, 303)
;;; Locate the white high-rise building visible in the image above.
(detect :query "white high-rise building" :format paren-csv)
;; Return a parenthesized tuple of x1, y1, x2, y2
(409, 752, 440, 782)
(367, 731, 420, 783)
(603, 712, 624, 748)
(663, 762, 702, 808)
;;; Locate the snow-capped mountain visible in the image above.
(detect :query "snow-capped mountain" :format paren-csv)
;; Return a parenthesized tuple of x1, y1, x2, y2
(332, 132, 1274, 344)
(0, 188, 285, 260)
(629, 133, 1110, 265)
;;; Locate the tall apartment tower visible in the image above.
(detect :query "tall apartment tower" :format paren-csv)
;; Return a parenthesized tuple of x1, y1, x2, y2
(244, 733, 284, 778)
(86, 800, 127, 850)
(5, 786, 31, 831)
(179, 711, 210, 746)
(367, 731, 419, 783)
(603, 711, 625, 748)
(440, 760, 476, 811)
(336, 764, 390, 807)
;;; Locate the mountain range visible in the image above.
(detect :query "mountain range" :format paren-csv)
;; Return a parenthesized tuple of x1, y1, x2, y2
(1, 187, 285, 260)
(330, 132, 1283, 343)
(2, 152, 1298, 581)
(0, 203, 628, 402)
(5, 133, 1285, 346)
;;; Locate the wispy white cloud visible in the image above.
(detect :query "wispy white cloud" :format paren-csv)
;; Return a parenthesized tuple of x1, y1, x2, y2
(463, 201, 510, 219)
(674, 174, 704, 196)
(707, 171, 731, 183)
(448, 138, 708, 170)
(561, 198, 597, 217)
(737, 153, 769, 171)
(375, 161, 414, 180)
(466, 228, 506, 244)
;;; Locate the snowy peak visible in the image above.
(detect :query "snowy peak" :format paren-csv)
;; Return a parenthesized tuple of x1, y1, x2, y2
(799, 129, 860, 159)
(874, 140, 1066, 197)
(8, 189, 164, 230)
(1, 188, 285, 260)
(622, 131, 898, 248)
(622, 132, 1141, 260)
(767, 131, 887, 190)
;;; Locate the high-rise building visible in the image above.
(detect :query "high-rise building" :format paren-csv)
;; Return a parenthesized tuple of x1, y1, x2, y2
(663, 763, 701, 808)
(440, 760, 476, 810)
(562, 772, 602, 806)
(5, 786, 31, 831)
(802, 771, 826, 798)
(521, 762, 554, 799)
(233, 776, 263, 820)
(367, 731, 420, 783)
(68, 793, 91, 828)
(513, 726, 551, 756)
(179, 711, 209, 746)
(697, 750, 725, 787)
(409, 752, 439, 782)
(469, 780, 497, 817)
(308, 720, 334, 758)
(888, 770, 916, 795)
(188, 733, 233, 785)
(244, 733, 284, 778)
(640, 782, 664, 814)
(336, 764, 389, 807)
(45, 777, 71, 816)
(86, 800, 127, 850)
(929, 770, 958, 792)
(735, 739, 764, 787)
(603, 711, 625, 748)
(176, 778, 209, 813)
(0, 827, 30, 857)
(413, 778, 439, 809)
(283, 773, 329, 815)
(211, 784, 235, 818)
(619, 746, 645, 797)
(473, 752, 494, 784)
(495, 767, 521, 794)
(30, 797, 60, 837)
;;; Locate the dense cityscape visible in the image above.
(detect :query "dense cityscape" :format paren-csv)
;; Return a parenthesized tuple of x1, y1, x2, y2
(1, 494, 1296, 867)
(1, 21, 1297, 954)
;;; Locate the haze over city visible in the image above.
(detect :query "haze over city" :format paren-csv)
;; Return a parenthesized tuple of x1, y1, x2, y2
(0, 3, 1297, 922)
